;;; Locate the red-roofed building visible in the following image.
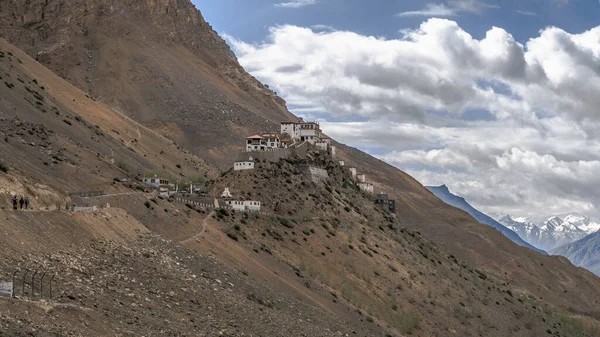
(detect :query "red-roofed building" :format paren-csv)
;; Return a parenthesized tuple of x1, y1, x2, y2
(246, 135, 266, 151)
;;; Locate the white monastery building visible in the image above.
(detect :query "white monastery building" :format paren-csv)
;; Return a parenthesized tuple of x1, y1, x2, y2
(358, 182, 374, 194)
(243, 119, 334, 154)
(262, 133, 281, 149)
(349, 168, 357, 180)
(357, 174, 367, 183)
(246, 135, 266, 152)
(142, 176, 170, 188)
(234, 156, 255, 171)
(280, 120, 322, 144)
(225, 199, 261, 212)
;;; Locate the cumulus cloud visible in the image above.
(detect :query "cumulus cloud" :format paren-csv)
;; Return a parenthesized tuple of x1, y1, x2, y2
(226, 19, 600, 218)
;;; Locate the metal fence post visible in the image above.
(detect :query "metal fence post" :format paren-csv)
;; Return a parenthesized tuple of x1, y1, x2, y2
(22, 270, 29, 296)
(31, 270, 38, 298)
(40, 272, 47, 299)
(49, 275, 55, 299)
(11, 270, 18, 298)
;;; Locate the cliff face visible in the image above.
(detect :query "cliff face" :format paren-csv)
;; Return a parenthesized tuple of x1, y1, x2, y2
(0, 0, 290, 166)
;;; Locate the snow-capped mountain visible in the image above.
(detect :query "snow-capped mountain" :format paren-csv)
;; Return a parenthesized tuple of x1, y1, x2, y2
(497, 214, 600, 252)
(426, 186, 546, 254)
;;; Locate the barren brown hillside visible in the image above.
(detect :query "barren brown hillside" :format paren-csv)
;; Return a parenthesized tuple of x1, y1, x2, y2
(1, 1, 600, 336)
(0, 37, 218, 205)
(0, 0, 296, 166)
(0, 38, 390, 336)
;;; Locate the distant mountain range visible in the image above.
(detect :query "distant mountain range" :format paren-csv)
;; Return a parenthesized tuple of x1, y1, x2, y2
(551, 231, 600, 276)
(426, 185, 546, 254)
(496, 214, 600, 252)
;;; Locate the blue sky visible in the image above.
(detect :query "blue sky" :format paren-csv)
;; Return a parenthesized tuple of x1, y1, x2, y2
(192, 0, 600, 219)
(195, 0, 598, 44)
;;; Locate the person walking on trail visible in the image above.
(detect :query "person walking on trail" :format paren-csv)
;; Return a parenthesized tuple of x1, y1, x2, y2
(24, 196, 29, 210)
(12, 195, 17, 210)
(19, 196, 24, 210)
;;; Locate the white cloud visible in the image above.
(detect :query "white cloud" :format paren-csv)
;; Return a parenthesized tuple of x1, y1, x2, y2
(516, 10, 537, 16)
(310, 24, 336, 32)
(397, 0, 499, 17)
(397, 4, 457, 17)
(275, 0, 318, 8)
(226, 19, 600, 218)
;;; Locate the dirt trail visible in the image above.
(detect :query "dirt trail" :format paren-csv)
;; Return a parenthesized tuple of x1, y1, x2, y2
(179, 210, 214, 244)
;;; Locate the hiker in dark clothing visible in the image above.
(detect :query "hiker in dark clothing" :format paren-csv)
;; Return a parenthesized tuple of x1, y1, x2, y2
(24, 196, 29, 209)
(19, 196, 24, 209)
(12, 196, 17, 210)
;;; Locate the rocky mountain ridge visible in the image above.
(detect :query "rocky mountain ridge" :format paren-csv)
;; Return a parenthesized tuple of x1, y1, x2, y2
(426, 185, 545, 254)
(498, 214, 600, 252)
(552, 230, 600, 277)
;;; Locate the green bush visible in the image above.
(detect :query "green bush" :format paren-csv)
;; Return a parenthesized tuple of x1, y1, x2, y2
(399, 311, 420, 334)
(279, 218, 294, 228)
(0, 162, 8, 173)
(144, 201, 151, 209)
(117, 161, 130, 172)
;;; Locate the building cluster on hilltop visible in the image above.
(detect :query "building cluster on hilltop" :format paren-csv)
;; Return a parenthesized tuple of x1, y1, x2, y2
(244, 120, 334, 153)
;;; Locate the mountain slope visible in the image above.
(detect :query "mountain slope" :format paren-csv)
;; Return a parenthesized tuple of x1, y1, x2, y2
(498, 214, 599, 252)
(0, 0, 516, 270)
(2, 2, 600, 335)
(0, 0, 295, 167)
(0, 37, 216, 205)
(0, 38, 389, 337)
(552, 231, 600, 276)
(426, 185, 546, 254)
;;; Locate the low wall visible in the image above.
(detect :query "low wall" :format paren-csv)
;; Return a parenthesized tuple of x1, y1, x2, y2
(70, 206, 98, 212)
(173, 197, 270, 216)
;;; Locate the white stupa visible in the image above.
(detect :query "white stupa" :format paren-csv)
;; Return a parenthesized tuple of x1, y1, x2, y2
(221, 187, 232, 198)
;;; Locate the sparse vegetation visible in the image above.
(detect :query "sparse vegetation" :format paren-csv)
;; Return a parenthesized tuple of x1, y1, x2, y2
(117, 161, 131, 173)
(398, 310, 420, 334)
(0, 161, 8, 173)
(279, 217, 294, 228)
